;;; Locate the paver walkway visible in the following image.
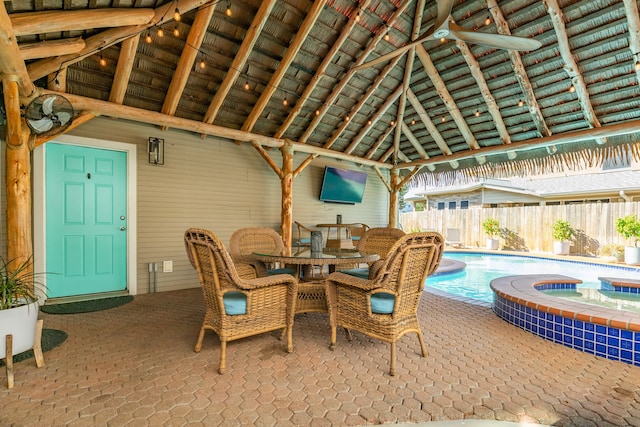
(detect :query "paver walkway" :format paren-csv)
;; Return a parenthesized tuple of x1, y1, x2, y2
(2, 287, 639, 426)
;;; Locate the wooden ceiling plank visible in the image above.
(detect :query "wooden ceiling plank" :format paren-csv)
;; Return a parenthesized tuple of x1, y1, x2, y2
(323, 54, 403, 150)
(10, 9, 155, 36)
(344, 85, 403, 155)
(365, 125, 395, 159)
(161, 5, 214, 117)
(19, 37, 85, 60)
(488, 0, 551, 138)
(406, 89, 451, 155)
(241, 0, 327, 134)
(275, 0, 374, 139)
(401, 122, 429, 159)
(415, 45, 479, 150)
(300, 0, 412, 143)
(0, 2, 35, 97)
(109, 35, 140, 104)
(202, 0, 277, 125)
(27, 0, 212, 81)
(543, 0, 604, 144)
(44, 90, 393, 169)
(623, 0, 640, 86)
(455, 41, 511, 146)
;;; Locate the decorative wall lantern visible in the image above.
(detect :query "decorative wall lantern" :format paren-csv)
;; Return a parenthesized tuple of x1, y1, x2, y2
(148, 137, 164, 165)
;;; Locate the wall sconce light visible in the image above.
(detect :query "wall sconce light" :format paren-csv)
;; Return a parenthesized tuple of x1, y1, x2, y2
(148, 137, 165, 165)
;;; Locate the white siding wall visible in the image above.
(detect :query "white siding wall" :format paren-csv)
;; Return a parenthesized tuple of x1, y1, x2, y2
(47, 117, 389, 294)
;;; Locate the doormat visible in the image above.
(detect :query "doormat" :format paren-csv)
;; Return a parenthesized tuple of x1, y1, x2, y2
(41, 295, 134, 314)
(0, 329, 68, 366)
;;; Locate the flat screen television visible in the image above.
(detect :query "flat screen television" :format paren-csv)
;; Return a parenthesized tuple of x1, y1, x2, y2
(319, 166, 367, 204)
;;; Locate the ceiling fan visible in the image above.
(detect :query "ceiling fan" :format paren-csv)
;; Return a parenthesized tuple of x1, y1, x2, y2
(355, 0, 542, 70)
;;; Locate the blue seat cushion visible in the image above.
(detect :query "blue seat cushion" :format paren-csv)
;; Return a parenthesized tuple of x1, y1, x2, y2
(352, 236, 361, 241)
(339, 267, 370, 279)
(299, 238, 311, 244)
(223, 291, 247, 315)
(267, 267, 296, 277)
(371, 292, 395, 314)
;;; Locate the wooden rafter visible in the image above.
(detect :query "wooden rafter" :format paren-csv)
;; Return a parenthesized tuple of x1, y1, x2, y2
(161, 5, 214, 118)
(400, 122, 428, 159)
(274, 0, 374, 139)
(406, 89, 451, 156)
(27, 0, 212, 81)
(623, 0, 640, 85)
(415, 45, 480, 150)
(109, 35, 139, 104)
(19, 37, 86, 60)
(381, 144, 409, 163)
(455, 41, 511, 146)
(323, 54, 403, 150)
(0, 2, 35, 97)
(543, 0, 604, 144)
(299, 0, 412, 143)
(241, 0, 327, 134)
(202, 0, 277, 125)
(488, 0, 550, 138)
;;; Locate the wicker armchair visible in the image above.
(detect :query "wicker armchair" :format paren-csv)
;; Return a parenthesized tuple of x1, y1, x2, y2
(229, 227, 295, 277)
(340, 227, 406, 279)
(184, 228, 298, 374)
(349, 223, 369, 244)
(293, 221, 314, 248)
(326, 232, 444, 376)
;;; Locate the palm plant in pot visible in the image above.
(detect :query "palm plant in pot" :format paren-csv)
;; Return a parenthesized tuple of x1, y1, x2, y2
(615, 214, 640, 265)
(0, 256, 43, 388)
(482, 218, 500, 250)
(552, 219, 573, 255)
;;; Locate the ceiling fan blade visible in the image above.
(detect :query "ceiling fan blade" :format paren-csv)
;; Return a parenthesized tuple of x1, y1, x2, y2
(41, 96, 56, 115)
(57, 112, 72, 126)
(448, 24, 542, 51)
(354, 27, 436, 71)
(28, 117, 54, 133)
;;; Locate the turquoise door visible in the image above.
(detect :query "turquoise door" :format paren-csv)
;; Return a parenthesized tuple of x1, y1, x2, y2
(46, 143, 128, 298)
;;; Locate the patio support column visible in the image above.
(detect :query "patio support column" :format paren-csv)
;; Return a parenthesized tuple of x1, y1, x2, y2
(389, 167, 399, 228)
(3, 78, 33, 271)
(280, 142, 294, 252)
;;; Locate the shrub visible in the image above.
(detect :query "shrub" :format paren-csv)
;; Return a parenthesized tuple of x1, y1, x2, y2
(482, 218, 500, 238)
(552, 219, 574, 241)
(615, 214, 640, 248)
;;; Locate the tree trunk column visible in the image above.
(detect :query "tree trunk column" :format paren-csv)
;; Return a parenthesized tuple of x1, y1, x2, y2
(3, 78, 33, 269)
(280, 142, 294, 253)
(389, 167, 399, 228)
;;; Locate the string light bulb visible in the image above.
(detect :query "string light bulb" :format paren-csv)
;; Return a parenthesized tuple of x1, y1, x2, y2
(474, 110, 480, 117)
(441, 116, 446, 122)
(518, 99, 524, 107)
(157, 28, 164, 38)
(283, 98, 288, 106)
(384, 32, 390, 41)
(244, 81, 250, 90)
(315, 109, 320, 116)
(485, 16, 491, 26)
(635, 61, 640, 71)
(199, 59, 206, 69)
(355, 11, 360, 22)
(569, 85, 575, 93)
(367, 119, 372, 125)
(411, 119, 416, 125)
(390, 120, 395, 126)
(225, 1, 232, 17)
(99, 55, 107, 67)
(145, 32, 152, 43)
(440, 37, 446, 43)
(173, 26, 180, 37)
(174, 8, 181, 21)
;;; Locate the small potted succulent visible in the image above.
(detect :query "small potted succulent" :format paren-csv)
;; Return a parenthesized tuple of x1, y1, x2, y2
(552, 219, 573, 255)
(482, 218, 500, 250)
(615, 214, 640, 265)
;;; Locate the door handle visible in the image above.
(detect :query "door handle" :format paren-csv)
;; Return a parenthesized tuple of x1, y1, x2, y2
(120, 226, 126, 231)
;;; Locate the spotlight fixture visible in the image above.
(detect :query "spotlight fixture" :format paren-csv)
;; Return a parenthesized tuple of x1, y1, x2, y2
(174, 8, 181, 21)
(225, 1, 232, 17)
(145, 32, 152, 43)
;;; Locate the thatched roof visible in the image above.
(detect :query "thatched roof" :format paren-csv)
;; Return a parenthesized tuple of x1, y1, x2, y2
(1, 0, 640, 182)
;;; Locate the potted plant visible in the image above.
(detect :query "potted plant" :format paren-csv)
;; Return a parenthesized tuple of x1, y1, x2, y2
(482, 218, 500, 250)
(599, 243, 625, 263)
(615, 214, 640, 265)
(552, 219, 573, 255)
(0, 256, 43, 387)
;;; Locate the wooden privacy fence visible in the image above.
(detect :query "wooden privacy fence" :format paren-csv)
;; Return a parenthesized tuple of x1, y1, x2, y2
(399, 202, 640, 256)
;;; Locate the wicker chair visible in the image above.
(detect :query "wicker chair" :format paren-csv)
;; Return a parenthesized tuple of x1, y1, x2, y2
(293, 221, 314, 248)
(326, 232, 444, 376)
(349, 223, 369, 244)
(340, 227, 406, 279)
(184, 228, 298, 374)
(229, 227, 295, 277)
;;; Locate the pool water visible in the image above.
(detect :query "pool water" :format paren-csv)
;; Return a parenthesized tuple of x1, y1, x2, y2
(539, 288, 640, 312)
(428, 252, 640, 304)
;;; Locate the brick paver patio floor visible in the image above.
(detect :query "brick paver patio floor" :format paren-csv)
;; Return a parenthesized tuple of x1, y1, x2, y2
(2, 287, 639, 426)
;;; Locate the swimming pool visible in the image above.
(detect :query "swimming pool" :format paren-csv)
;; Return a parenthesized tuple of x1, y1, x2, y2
(429, 252, 640, 303)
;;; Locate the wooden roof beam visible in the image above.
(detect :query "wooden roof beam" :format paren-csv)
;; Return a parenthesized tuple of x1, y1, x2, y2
(401, 122, 429, 159)
(543, 0, 605, 144)
(109, 35, 139, 104)
(202, 0, 276, 125)
(10, 9, 154, 36)
(274, 0, 374, 139)
(323, 54, 402, 150)
(624, 0, 640, 86)
(161, 5, 214, 119)
(19, 37, 86, 60)
(415, 44, 480, 150)
(455, 41, 511, 146)
(381, 144, 409, 163)
(299, 0, 412, 143)
(241, 0, 327, 135)
(27, 0, 212, 81)
(406, 89, 451, 155)
(0, 2, 35, 97)
(488, 0, 550, 138)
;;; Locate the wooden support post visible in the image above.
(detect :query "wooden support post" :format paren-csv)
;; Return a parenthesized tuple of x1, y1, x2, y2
(280, 142, 294, 252)
(389, 168, 399, 228)
(3, 79, 34, 268)
(5, 334, 13, 389)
